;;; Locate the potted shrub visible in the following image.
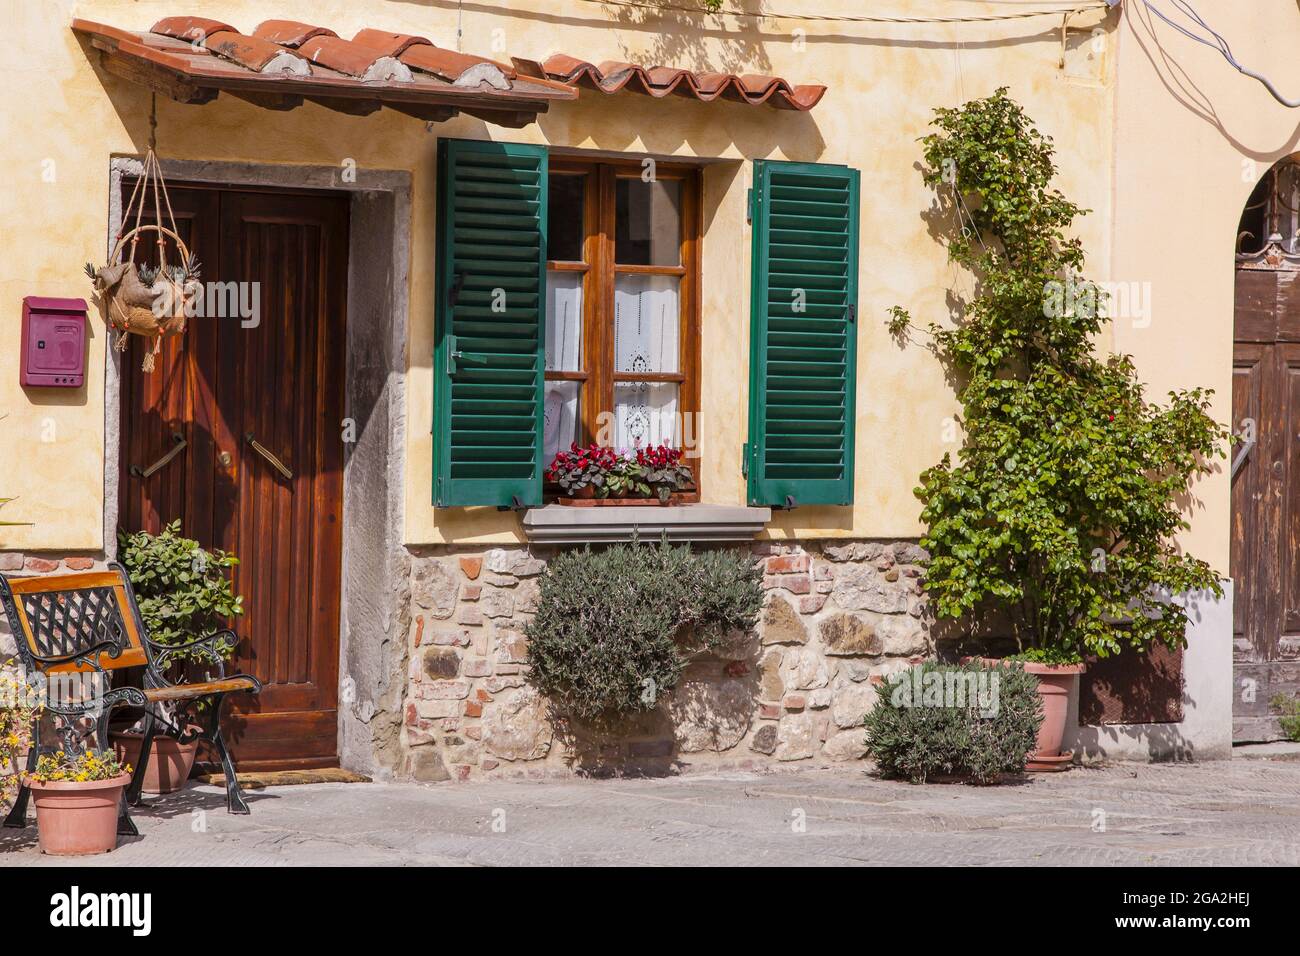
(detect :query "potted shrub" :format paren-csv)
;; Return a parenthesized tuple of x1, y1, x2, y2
(113, 520, 243, 793)
(26, 749, 132, 856)
(888, 91, 1228, 770)
(864, 660, 1042, 784)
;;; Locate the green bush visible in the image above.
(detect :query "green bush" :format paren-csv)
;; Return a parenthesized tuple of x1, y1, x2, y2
(1271, 694, 1300, 743)
(864, 661, 1043, 784)
(525, 539, 763, 722)
(118, 520, 243, 666)
(887, 90, 1227, 662)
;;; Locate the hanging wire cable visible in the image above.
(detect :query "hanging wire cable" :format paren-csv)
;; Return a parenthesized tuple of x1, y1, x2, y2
(576, 0, 1109, 25)
(1142, 0, 1300, 107)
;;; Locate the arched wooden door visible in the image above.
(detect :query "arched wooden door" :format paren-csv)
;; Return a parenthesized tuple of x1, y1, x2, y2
(118, 182, 348, 769)
(1232, 159, 1300, 741)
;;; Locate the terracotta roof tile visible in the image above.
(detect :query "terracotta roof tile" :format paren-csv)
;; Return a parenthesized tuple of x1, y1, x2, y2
(252, 20, 337, 48)
(150, 16, 236, 43)
(348, 29, 434, 59)
(516, 54, 825, 110)
(295, 34, 412, 82)
(204, 30, 308, 74)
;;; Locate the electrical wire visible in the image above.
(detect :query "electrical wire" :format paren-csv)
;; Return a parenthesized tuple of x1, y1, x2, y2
(575, 0, 1109, 25)
(1142, 0, 1300, 108)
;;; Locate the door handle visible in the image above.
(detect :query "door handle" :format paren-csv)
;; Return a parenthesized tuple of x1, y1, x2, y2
(130, 431, 187, 479)
(244, 432, 293, 480)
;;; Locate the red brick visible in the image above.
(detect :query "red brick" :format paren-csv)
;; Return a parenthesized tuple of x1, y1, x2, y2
(462, 584, 482, 601)
(412, 615, 425, 648)
(759, 703, 782, 720)
(783, 694, 807, 711)
(63, 557, 94, 571)
(453, 765, 472, 781)
(464, 700, 483, 718)
(23, 557, 59, 573)
(765, 554, 809, 574)
(475, 688, 493, 702)
(460, 556, 483, 580)
(404, 701, 419, 727)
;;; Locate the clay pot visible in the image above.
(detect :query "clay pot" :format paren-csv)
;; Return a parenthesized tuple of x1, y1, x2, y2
(1020, 661, 1085, 771)
(112, 731, 200, 795)
(28, 772, 132, 856)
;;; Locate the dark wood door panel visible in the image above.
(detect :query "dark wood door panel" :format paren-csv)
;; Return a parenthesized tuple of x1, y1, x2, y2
(1231, 343, 1265, 659)
(119, 185, 347, 770)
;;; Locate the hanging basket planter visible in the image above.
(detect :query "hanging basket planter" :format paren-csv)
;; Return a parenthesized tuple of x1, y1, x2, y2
(86, 139, 201, 372)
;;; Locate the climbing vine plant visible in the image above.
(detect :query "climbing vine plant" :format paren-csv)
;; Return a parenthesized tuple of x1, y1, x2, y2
(887, 89, 1228, 662)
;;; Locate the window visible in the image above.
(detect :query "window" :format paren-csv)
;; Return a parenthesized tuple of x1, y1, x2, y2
(542, 159, 701, 487)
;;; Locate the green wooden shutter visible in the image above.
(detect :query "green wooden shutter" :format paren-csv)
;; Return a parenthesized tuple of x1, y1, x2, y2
(746, 160, 859, 507)
(434, 139, 548, 507)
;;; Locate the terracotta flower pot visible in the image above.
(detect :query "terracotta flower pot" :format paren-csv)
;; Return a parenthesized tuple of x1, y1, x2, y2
(112, 731, 200, 794)
(1020, 661, 1085, 772)
(962, 657, 1085, 772)
(28, 772, 132, 856)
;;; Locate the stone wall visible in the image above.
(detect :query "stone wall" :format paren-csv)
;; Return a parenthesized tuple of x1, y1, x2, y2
(399, 540, 931, 781)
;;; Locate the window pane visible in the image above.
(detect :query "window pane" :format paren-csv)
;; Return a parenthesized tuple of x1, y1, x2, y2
(545, 270, 583, 372)
(614, 274, 679, 373)
(613, 382, 678, 449)
(615, 178, 681, 265)
(544, 380, 581, 462)
(548, 174, 585, 262)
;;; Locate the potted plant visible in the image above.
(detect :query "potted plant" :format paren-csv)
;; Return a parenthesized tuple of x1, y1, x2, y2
(25, 749, 132, 855)
(547, 443, 692, 505)
(113, 521, 243, 793)
(888, 91, 1228, 770)
(1, 658, 41, 805)
(635, 444, 693, 503)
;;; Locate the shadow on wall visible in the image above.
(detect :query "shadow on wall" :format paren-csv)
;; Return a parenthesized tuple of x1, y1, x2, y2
(1126, 1, 1300, 163)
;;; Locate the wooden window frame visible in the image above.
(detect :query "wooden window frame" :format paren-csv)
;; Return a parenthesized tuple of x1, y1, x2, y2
(546, 157, 703, 496)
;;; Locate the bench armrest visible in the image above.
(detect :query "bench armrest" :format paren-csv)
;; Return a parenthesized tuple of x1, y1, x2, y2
(145, 628, 240, 684)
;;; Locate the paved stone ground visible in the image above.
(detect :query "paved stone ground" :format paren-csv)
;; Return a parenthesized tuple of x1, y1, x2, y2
(6, 757, 1300, 866)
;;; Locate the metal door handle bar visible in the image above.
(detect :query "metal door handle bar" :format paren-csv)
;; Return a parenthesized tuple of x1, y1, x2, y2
(130, 431, 187, 479)
(1231, 437, 1255, 479)
(244, 432, 293, 480)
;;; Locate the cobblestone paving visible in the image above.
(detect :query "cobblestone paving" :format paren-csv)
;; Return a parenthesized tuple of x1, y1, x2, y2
(6, 759, 1300, 866)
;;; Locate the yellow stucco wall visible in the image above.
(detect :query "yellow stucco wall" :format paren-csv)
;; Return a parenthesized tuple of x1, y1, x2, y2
(0, 0, 1119, 551)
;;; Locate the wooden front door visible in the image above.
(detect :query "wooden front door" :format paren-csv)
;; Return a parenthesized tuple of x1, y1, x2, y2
(1231, 267, 1300, 741)
(118, 184, 348, 769)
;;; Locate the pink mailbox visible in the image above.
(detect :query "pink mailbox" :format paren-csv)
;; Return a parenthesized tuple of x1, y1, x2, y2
(21, 296, 88, 388)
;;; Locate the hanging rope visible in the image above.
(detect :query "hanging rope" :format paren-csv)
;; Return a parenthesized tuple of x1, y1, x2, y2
(90, 93, 199, 373)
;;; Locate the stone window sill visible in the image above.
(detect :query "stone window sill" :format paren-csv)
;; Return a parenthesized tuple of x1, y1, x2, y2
(521, 504, 771, 544)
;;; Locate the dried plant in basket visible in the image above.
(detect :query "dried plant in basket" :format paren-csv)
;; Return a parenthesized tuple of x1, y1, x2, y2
(85, 147, 202, 372)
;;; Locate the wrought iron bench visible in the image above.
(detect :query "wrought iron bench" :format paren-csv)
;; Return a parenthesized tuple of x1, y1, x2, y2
(1, 563, 261, 835)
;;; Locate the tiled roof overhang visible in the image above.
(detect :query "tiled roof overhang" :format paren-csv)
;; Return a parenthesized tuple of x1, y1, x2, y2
(71, 17, 578, 128)
(514, 54, 825, 111)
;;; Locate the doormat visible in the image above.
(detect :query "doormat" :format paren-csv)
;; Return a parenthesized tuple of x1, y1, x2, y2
(195, 768, 372, 789)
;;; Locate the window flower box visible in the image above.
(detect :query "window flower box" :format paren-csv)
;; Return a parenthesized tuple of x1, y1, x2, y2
(547, 442, 693, 506)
